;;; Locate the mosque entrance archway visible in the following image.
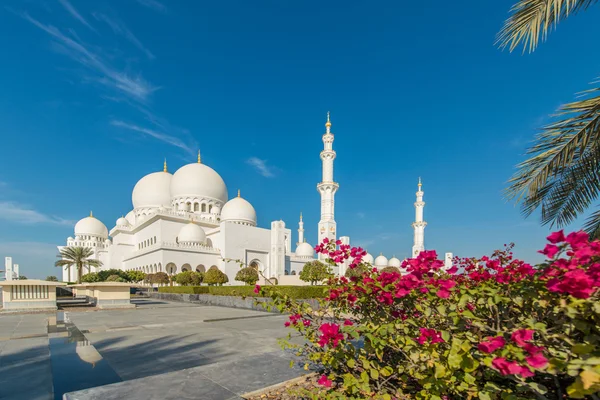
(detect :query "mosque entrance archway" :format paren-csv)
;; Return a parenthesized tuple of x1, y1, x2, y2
(166, 263, 177, 275)
(181, 264, 191, 272)
(249, 259, 262, 272)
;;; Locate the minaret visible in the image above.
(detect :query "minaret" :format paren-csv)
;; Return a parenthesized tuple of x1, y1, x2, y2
(411, 178, 427, 257)
(297, 212, 304, 245)
(317, 112, 339, 255)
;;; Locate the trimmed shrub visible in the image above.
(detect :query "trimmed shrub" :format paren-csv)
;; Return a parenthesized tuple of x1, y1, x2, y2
(98, 269, 128, 282)
(235, 267, 259, 285)
(81, 272, 101, 283)
(299, 260, 332, 285)
(344, 263, 369, 278)
(158, 286, 209, 294)
(106, 274, 126, 282)
(381, 266, 400, 273)
(158, 285, 327, 299)
(174, 271, 203, 286)
(46, 276, 58, 282)
(204, 266, 229, 286)
(152, 272, 170, 285)
(126, 270, 146, 283)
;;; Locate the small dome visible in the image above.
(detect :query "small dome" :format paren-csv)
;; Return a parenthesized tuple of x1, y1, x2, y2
(74, 214, 108, 239)
(67, 237, 73, 241)
(220, 194, 257, 226)
(171, 163, 228, 204)
(178, 222, 206, 244)
(132, 171, 172, 209)
(296, 241, 314, 258)
(116, 217, 130, 227)
(388, 256, 401, 268)
(363, 253, 374, 264)
(76, 343, 103, 365)
(374, 254, 388, 267)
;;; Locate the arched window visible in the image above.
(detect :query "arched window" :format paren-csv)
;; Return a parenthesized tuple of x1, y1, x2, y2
(249, 261, 259, 270)
(181, 263, 191, 272)
(291, 271, 297, 275)
(209, 205, 213, 213)
(194, 203, 199, 212)
(186, 202, 192, 211)
(201, 203, 207, 212)
(196, 265, 205, 273)
(284, 270, 289, 275)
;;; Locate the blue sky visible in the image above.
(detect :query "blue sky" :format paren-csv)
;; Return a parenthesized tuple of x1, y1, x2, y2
(1, 0, 600, 279)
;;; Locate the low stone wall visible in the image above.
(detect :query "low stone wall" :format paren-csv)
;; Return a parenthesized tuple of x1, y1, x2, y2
(148, 292, 319, 313)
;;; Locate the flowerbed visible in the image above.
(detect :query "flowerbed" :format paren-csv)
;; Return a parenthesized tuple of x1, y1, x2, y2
(257, 232, 600, 399)
(158, 285, 327, 299)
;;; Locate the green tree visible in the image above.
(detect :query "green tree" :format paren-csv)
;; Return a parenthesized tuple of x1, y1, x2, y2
(106, 274, 125, 282)
(299, 261, 331, 285)
(45, 276, 58, 282)
(500, 0, 600, 236)
(235, 267, 259, 285)
(18, 275, 27, 280)
(174, 271, 202, 286)
(381, 266, 400, 273)
(55, 247, 103, 284)
(126, 270, 146, 283)
(204, 266, 229, 286)
(152, 272, 170, 286)
(81, 272, 101, 283)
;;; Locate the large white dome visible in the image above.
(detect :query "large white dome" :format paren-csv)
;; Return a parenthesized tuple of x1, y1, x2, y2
(132, 171, 172, 209)
(363, 253, 374, 264)
(220, 193, 256, 226)
(178, 222, 206, 244)
(374, 254, 388, 267)
(388, 256, 401, 268)
(171, 163, 228, 204)
(74, 214, 108, 239)
(296, 241, 314, 258)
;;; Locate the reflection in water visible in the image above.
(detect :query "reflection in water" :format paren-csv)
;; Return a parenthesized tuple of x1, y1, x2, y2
(48, 312, 122, 400)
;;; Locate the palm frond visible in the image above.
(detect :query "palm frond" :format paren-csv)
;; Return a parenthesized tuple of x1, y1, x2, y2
(505, 85, 600, 231)
(496, 0, 598, 53)
(583, 207, 600, 238)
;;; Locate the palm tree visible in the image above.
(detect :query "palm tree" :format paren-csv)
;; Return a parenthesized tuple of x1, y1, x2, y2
(500, 1, 600, 237)
(55, 247, 103, 284)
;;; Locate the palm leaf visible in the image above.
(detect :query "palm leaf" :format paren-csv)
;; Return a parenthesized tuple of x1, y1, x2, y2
(496, 0, 598, 53)
(505, 84, 600, 234)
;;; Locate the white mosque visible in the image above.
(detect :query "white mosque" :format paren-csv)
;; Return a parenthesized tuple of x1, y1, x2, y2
(58, 114, 452, 284)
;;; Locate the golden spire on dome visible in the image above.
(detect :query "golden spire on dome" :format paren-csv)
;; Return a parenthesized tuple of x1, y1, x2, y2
(300, 212, 303, 221)
(90, 211, 94, 218)
(163, 158, 168, 173)
(237, 189, 241, 198)
(197, 150, 202, 164)
(418, 177, 422, 188)
(325, 111, 331, 128)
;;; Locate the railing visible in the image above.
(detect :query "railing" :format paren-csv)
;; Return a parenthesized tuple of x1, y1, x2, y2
(11, 285, 50, 300)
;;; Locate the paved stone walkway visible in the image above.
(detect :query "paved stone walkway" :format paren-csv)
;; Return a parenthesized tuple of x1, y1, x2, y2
(0, 299, 306, 400)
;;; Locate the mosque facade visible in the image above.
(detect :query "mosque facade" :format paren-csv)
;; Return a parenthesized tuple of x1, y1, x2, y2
(58, 115, 451, 283)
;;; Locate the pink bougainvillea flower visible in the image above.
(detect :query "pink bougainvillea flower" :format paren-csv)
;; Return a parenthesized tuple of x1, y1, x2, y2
(436, 288, 451, 299)
(518, 366, 535, 378)
(526, 353, 548, 369)
(254, 284, 261, 294)
(284, 321, 290, 327)
(547, 230, 566, 244)
(346, 293, 357, 303)
(447, 265, 458, 274)
(417, 328, 444, 345)
(566, 231, 589, 250)
(547, 269, 595, 299)
(492, 357, 523, 376)
(302, 319, 311, 327)
(343, 319, 353, 326)
(466, 302, 475, 311)
(523, 344, 545, 355)
(511, 329, 534, 347)
(539, 244, 560, 259)
(478, 336, 506, 353)
(318, 374, 333, 388)
(318, 323, 344, 348)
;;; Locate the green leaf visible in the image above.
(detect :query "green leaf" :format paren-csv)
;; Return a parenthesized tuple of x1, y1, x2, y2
(370, 368, 379, 380)
(478, 392, 492, 400)
(436, 304, 447, 315)
(347, 359, 356, 368)
(434, 363, 446, 378)
(464, 373, 476, 385)
(572, 343, 595, 355)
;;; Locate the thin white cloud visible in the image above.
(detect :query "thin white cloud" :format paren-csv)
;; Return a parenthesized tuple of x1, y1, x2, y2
(247, 157, 276, 178)
(0, 201, 75, 226)
(92, 12, 155, 60)
(110, 120, 195, 156)
(357, 212, 366, 219)
(21, 12, 158, 102)
(57, 0, 96, 32)
(135, 0, 167, 13)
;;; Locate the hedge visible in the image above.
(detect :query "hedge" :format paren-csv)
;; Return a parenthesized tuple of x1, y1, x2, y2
(158, 285, 327, 299)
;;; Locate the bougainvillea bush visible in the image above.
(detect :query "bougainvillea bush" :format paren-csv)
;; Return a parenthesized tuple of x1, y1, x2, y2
(257, 232, 600, 399)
